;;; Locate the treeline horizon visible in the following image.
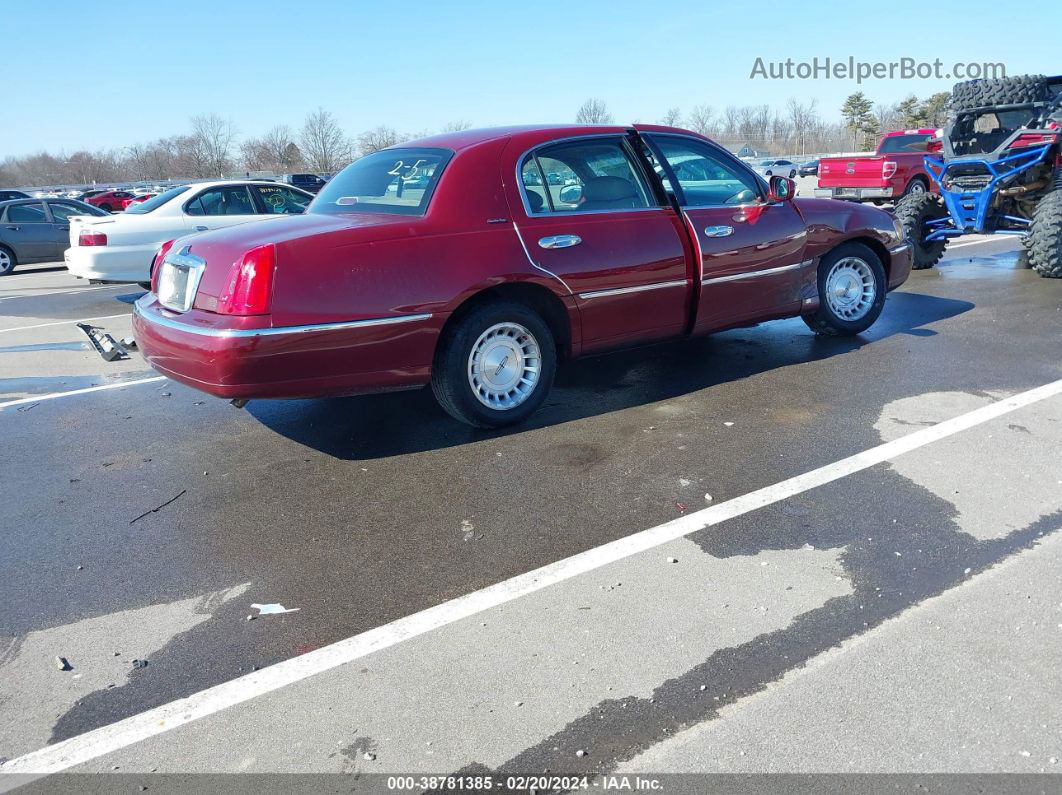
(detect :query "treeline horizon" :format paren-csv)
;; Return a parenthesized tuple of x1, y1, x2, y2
(2, 91, 951, 188)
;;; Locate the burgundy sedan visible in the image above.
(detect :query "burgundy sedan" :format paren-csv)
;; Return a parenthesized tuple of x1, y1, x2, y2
(133, 124, 912, 427)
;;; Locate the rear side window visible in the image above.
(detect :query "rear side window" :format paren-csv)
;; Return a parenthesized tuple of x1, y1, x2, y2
(878, 135, 932, 154)
(49, 202, 102, 221)
(253, 184, 311, 214)
(186, 186, 256, 216)
(5, 203, 47, 223)
(311, 148, 452, 216)
(521, 137, 652, 214)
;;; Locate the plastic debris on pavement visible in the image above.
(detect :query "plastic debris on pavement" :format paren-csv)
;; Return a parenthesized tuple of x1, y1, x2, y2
(251, 603, 301, 615)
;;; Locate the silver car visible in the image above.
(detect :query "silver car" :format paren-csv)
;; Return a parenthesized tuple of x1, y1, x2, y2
(0, 198, 107, 275)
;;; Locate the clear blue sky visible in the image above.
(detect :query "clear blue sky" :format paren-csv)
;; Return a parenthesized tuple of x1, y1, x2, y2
(4, 0, 1059, 156)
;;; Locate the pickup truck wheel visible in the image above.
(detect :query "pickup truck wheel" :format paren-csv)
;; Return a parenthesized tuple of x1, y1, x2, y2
(894, 191, 948, 269)
(802, 243, 886, 337)
(1027, 190, 1062, 278)
(0, 245, 15, 276)
(431, 301, 556, 428)
(903, 178, 927, 197)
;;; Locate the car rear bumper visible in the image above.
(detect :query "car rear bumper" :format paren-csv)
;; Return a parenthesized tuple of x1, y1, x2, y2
(65, 243, 156, 283)
(814, 187, 894, 200)
(131, 296, 438, 399)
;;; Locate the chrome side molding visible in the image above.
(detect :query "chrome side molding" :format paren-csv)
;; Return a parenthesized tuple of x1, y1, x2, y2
(578, 279, 687, 300)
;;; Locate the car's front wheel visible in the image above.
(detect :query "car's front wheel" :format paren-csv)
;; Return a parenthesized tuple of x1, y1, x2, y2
(0, 245, 16, 276)
(431, 301, 557, 428)
(802, 242, 887, 336)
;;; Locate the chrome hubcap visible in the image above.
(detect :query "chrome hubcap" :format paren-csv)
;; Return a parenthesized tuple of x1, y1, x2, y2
(909, 181, 926, 194)
(825, 257, 876, 320)
(467, 322, 541, 410)
(0, 251, 11, 272)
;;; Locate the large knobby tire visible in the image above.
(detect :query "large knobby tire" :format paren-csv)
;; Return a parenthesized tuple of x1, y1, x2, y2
(949, 75, 1050, 114)
(894, 191, 949, 269)
(1027, 190, 1062, 278)
(431, 301, 557, 428)
(802, 242, 887, 337)
(0, 245, 16, 276)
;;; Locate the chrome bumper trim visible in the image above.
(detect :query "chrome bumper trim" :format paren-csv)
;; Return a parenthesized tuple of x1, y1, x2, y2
(134, 298, 431, 338)
(889, 242, 911, 254)
(702, 259, 814, 286)
(577, 279, 687, 301)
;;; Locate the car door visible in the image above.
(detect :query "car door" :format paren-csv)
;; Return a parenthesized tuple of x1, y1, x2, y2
(2, 202, 58, 261)
(182, 185, 261, 232)
(44, 202, 85, 253)
(509, 135, 692, 350)
(642, 134, 809, 332)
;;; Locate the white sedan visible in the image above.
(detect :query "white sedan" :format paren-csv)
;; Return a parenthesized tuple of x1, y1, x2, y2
(751, 159, 798, 179)
(64, 180, 313, 285)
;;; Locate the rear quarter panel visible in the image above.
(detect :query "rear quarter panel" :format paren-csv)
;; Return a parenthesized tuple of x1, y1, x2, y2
(794, 198, 904, 278)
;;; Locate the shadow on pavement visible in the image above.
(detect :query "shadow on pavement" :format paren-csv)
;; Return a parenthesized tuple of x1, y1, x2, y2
(249, 292, 973, 460)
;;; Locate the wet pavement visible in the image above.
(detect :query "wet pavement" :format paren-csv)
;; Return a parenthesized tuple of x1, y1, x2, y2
(1, 239, 1061, 781)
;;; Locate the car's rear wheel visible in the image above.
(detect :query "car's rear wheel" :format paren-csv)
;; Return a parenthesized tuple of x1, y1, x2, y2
(0, 245, 16, 275)
(431, 301, 556, 427)
(802, 243, 887, 336)
(902, 178, 928, 197)
(99, 203, 113, 212)
(895, 191, 949, 269)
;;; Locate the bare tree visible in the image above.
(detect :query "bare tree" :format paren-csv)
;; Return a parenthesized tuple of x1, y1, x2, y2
(356, 126, 404, 155)
(686, 104, 715, 136)
(874, 102, 901, 136)
(190, 114, 237, 178)
(300, 108, 353, 173)
(440, 120, 472, 133)
(658, 107, 682, 127)
(241, 125, 302, 173)
(575, 98, 613, 124)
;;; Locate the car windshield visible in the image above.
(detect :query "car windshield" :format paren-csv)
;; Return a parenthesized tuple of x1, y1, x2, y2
(123, 186, 189, 214)
(310, 148, 452, 216)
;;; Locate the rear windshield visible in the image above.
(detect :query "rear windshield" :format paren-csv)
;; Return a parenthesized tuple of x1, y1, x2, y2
(309, 148, 452, 216)
(878, 135, 932, 154)
(124, 186, 189, 215)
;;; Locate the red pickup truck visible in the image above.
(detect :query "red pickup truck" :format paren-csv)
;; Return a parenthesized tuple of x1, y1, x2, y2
(815, 130, 938, 203)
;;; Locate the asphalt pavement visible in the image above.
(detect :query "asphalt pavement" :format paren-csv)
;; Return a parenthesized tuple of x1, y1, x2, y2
(1, 236, 1060, 790)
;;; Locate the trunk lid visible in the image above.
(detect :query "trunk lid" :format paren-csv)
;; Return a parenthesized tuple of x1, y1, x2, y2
(817, 155, 887, 187)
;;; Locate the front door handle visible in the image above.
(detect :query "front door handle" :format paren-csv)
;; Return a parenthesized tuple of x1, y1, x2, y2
(58, 225, 69, 231)
(5, 225, 19, 231)
(704, 225, 734, 237)
(538, 234, 582, 249)
(195, 225, 209, 232)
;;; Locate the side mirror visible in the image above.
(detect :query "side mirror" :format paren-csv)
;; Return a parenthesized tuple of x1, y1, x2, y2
(768, 175, 795, 202)
(558, 184, 583, 204)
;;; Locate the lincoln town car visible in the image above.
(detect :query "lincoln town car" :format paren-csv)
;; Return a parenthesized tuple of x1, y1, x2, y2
(132, 124, 912, 427)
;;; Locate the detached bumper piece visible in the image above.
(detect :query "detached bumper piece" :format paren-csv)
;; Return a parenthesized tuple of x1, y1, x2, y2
(77, 322, 132, 362)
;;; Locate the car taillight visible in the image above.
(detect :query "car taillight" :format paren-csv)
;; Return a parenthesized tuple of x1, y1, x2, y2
(78, 231, 107, 246)
(882, 161, 898, 179)
(926, 139, 943, 153)
(821, 163, 829, 173)
(150, 239, 176, 293)
(217, 244, 276, 316)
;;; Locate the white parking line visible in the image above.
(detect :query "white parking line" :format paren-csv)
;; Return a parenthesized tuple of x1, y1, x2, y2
(0, 377, 165, 411)
(945, 237, 1017, 251)
(0, 314, 129, 334)
(4, 376, 1061, 776)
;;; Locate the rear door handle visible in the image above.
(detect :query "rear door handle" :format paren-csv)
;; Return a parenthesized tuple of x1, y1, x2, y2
(5, 225, 19, 231)
(704, 226, 734, 237)
(538, 234, 582, 249)
(58, 225, 69, 231)
(194, 225, 209, 232)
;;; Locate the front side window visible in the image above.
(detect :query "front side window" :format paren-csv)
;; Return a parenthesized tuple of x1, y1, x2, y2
(5, 203, 47, 223)
(253, 184, 311, 214)
(649, 136, 762, 207)
(186, 186, 256, 216)
(521, 137, 652, 214)
(311, 148, 451, 216)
